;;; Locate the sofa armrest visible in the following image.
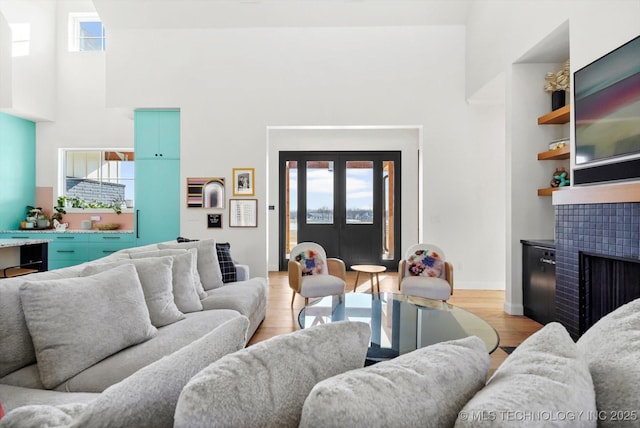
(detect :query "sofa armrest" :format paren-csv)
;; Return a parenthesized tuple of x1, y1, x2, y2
(235, 264, 250, 282)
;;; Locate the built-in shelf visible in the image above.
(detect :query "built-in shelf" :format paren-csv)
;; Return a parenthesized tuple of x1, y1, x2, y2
(538, 187, 567, 197)
(537, 105, 570, 125)
(537, 145, 570, 160)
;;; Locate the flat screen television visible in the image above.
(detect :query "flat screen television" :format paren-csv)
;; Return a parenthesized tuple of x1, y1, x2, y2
(573, 35, 640, 185)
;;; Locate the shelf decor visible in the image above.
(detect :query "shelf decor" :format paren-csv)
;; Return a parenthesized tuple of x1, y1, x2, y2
(229, 199, 257, 227)
(544, 59, 570, 111)
(187, 177, 225, 209)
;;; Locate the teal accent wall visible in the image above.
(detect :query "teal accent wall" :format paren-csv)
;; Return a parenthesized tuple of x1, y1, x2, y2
(0, 113, 36, 230)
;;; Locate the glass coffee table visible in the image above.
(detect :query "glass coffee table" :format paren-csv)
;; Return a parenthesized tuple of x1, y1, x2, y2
(298, 292, 499, 363)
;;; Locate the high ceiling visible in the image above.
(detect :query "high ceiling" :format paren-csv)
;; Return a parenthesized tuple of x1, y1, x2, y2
(92, 0, 472, 30)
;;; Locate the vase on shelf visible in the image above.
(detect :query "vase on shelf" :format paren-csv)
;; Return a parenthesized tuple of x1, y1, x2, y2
(551, 90, 566, 111)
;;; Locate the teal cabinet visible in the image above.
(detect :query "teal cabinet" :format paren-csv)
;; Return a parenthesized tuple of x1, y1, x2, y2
(0, 113, 36, 230)
(0, 232, 137, 270)
(134, 110, 180, 159)
(134, 110, 180, 246)
(47, 234, 90, 270)
(88, 233, 136, 259)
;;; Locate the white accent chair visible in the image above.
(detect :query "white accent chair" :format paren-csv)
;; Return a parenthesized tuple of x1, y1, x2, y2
(398, 244, 453, 301)
(288, 242, 346, 306)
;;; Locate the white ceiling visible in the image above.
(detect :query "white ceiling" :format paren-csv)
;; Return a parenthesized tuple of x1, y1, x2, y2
(92, 0, 472, 30)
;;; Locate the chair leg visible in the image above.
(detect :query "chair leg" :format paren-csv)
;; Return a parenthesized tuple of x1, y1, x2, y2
(291, 290, 296, 307)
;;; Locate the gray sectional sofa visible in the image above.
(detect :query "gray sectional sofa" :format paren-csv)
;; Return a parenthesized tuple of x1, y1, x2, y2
(0, 238, 268, 422)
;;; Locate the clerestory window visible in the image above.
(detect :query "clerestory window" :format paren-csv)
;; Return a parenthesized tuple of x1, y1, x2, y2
(68, 13, 106, 52)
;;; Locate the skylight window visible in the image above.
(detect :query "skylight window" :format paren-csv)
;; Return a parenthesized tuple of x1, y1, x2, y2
(68, 13, 106, 52)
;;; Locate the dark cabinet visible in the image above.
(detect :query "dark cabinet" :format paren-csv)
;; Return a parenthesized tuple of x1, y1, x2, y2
(522, 241, 556, 325)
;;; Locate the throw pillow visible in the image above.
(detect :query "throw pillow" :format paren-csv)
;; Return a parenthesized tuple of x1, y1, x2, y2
(455, 322, 596, 428)
(216, 242, 237, 283)
(407, 248, 444, 277)
(174, 321, 371, 428)
(73, 316, 250, 428)
(129, 249, 203, 313)
(577, 298, 640, 428)
(159, 239, 224, 290)
(294, 249, 325, 276)
(299, 336, 490, 428)
(82, 257, 185, 327)
(19, 264, 157, 389)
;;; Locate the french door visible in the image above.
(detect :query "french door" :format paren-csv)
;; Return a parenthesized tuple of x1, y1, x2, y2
(279, 151, 401, 270)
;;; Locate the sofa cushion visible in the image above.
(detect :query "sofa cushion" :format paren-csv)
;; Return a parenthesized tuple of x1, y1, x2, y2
(0, 384, 97, 414)
(200, 277, 269, 339)
(159, 239, 223, 290)
(82, 257, 185, 327)
(73, 315, 250, 428)
(0, 267, 83, 378)
(299, 336, 489, 428)
(456, 322, 596, 428)
(129, 249, 203, 312)
(0, 402, 88, 428)
(577, 298, 640, 427)
(55, 309, 244, 393)
(19, 264, 157, 389)
(174, 321, 371, 428)
(216, 242, 237, 283)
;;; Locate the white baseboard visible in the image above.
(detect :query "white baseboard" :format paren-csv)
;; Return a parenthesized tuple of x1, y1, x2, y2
(503, 301, 524, 315)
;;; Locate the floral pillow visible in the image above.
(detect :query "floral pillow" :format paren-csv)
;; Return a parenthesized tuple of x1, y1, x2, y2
(407, 249, 444, 278)
(295, 250, 326, 276)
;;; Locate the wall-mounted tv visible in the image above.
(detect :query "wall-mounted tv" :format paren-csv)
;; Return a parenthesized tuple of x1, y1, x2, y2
(573, 35, 640, 185)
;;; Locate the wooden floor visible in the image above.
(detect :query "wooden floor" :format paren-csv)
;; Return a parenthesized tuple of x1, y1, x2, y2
(248, 271, 542, 374)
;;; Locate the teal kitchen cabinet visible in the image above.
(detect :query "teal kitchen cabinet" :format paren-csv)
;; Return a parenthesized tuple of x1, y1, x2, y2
(88, 233, 136, 259)
(47, 233, 90, 269)
(0, 113, 36, 230)
(134, 110, 180, 160)
(134, 110, 180, 246)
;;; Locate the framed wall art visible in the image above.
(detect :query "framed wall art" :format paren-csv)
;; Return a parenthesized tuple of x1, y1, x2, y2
(187, 177, 225, 208)
(207, 213, 222, 229)
(232, 168, 255, 196)
(229, 199, 257, 227)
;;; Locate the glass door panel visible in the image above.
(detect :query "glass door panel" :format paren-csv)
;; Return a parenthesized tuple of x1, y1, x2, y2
(346, 161, 373, 224)
(306, 161, 334, 225)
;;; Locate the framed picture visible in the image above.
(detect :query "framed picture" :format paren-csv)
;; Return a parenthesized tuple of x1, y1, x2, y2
(229, 199, 258, 227)
(207, 213, 222, 229)
(232, 168, 255, 196)
(187, 177, 225, 208)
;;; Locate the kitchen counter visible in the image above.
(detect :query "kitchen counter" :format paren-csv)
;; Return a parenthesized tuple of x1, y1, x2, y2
(0, 238, 52, 248)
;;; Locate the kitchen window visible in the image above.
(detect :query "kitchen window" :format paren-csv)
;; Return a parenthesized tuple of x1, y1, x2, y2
(61, 149, 134, 208)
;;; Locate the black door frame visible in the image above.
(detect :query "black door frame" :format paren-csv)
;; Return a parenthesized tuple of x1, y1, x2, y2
(279, 150, 401, 271)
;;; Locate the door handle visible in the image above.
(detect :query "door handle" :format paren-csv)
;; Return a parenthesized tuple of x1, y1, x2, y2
(540, 258, 556, 265)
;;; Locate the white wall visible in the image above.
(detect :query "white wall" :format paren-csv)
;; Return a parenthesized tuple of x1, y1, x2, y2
(35, 0, 133, 190)
(0, 13, 11, 108)
(466, 0, 640, 313)
(95, 23, 507, 283)
(0, 0, 56, 120)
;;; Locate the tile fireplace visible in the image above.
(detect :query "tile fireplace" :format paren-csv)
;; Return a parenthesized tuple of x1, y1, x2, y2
(555, 202, 640, 339)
